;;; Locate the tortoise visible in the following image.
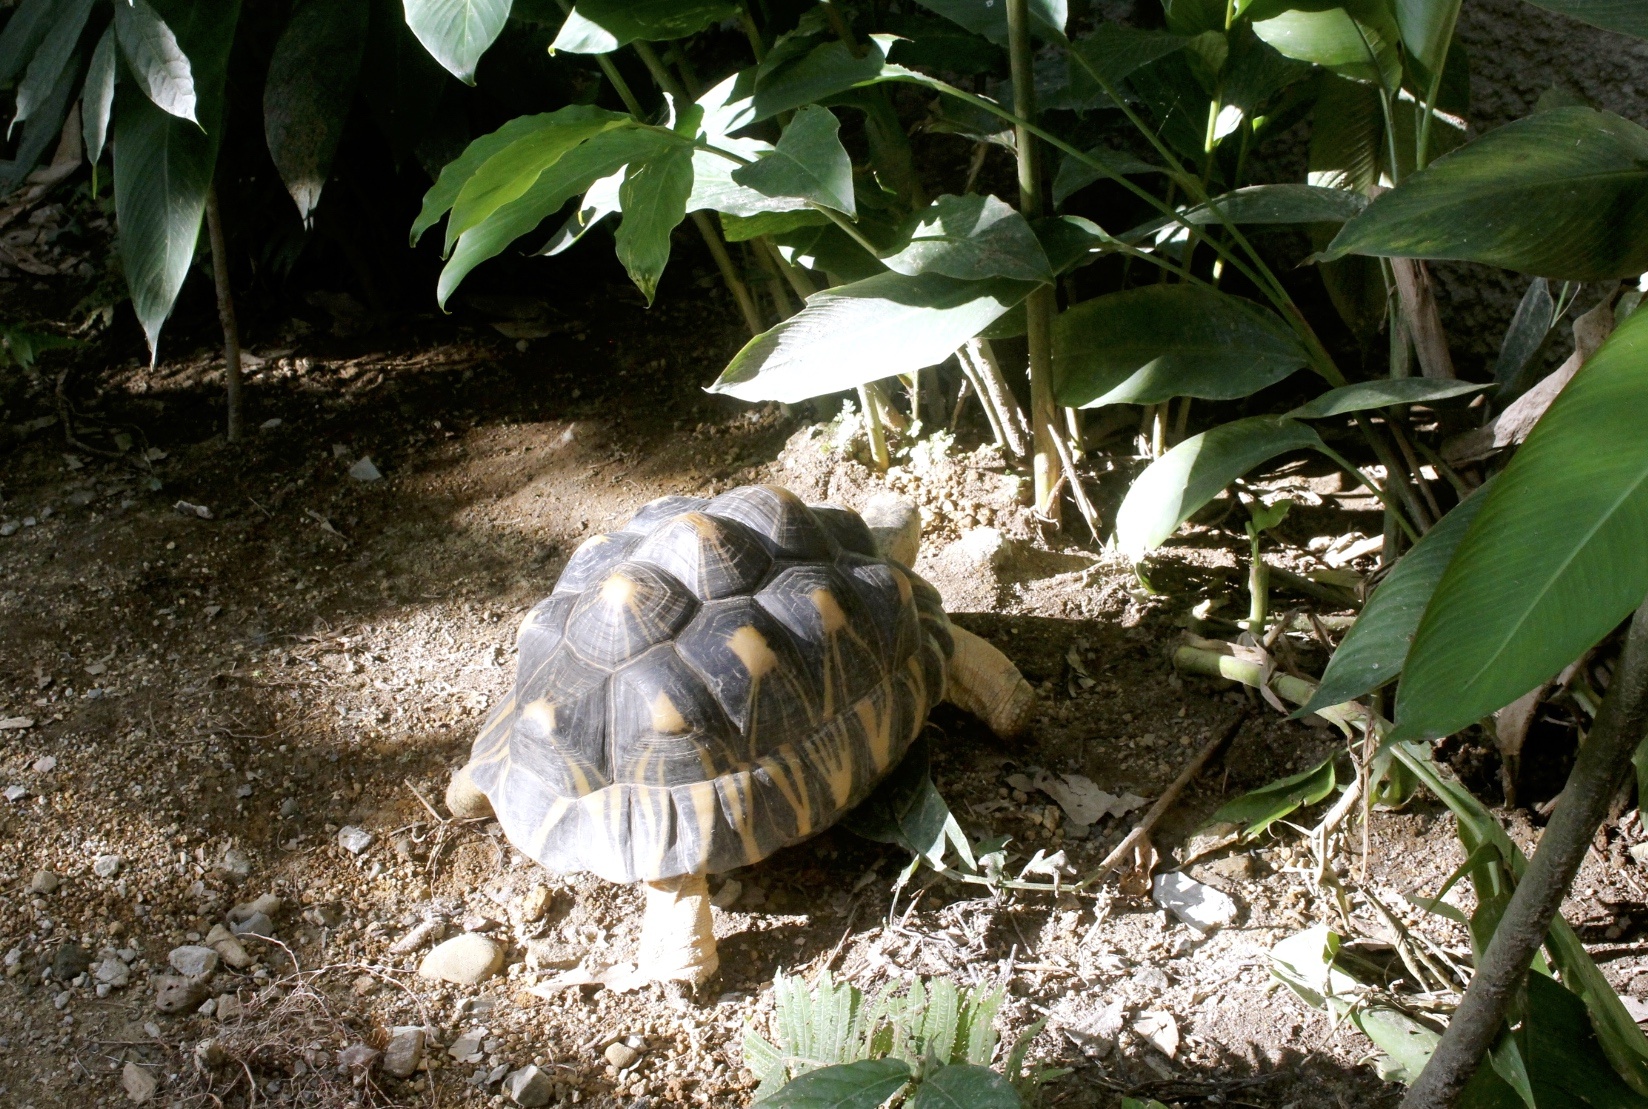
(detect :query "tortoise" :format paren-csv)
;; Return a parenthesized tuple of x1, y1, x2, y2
(446, 484, 1034, 984)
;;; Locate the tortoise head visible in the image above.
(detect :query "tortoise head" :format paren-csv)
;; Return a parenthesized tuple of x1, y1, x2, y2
(860, 493, 920, 566)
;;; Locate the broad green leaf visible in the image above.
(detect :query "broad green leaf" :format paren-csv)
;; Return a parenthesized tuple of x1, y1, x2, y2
(1495, 277, 1556, 398)
(1052, 146, 1164, 208)
(1053, 285, 1309, 408)
(709, 272, 1037, 403)
(686, 76, 792, 218)
(1395, 304, 1648, 739)
(615, 142, 696, 304)
(1395, 0, 1461, 80)
(1210, 756, 1337, 838)
(1326, 107, 1648, 281)
(412, 114, 567, 246)
(753, 38, 891, 121)
(115, 0, 198, 123)
(550, 0, 738, 53)
(1115, 416, 1326, 560)
(762, 1059, 912, 1109)
(83, 27, 117, 167)
(10, 0, 94, 137)
(845, 738, 976, 871)
(915, 0, 1067, 45)
(1034, 214, 1109, 274)
(883, 12, 1004, 75)
(1299, 480, 1491, 716)
(0, 41, 78, 192)
(1351, 1005, 1440, 1085)
(720, 209, 830, 242)
(1525, 973, 1648, 1107)
(1067, 23, 1188, 89)
(883, 194, 1052, 282)
(908, 1065, 1023, 1109)
(731, 106, 856, 216)
(1185, 183, 1368, 225)
(1250, 0, 1402, 89)
(114, 0, 240, 360)
(362, 0, 450, 166)
(1286, 378, 1486, 418)
(0, 0, 58, 87)
(264, 0, 369, 225)
(438, 127, 669, 305)
(447, 106, 632, 249)
(402, 0, 510, 84)
(1519, 0, 1648, 39)
(539, 165, 625, 256)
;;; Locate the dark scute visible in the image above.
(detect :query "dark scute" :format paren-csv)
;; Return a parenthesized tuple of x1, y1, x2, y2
(631, 512, 772, 602)
(676, 596, 820, 760)
(910, 570, 954, 658)
(553, 532, 639, 596)
(809, 503, 878, 557)
(507, 646, 611, 792)
(562, 560, 698, 669)
(841, 556, 921, 666)
(609, 644, 741, 785)
(516, 593, 578, 663)
(706, 485, 838, 561)
(755, 563, 884, 715)
(620, 495, 711, 535)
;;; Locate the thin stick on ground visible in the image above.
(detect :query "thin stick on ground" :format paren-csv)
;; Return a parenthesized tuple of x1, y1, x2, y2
(1402, 595, 1648, 1108)
(1050, 429, 1102, 541)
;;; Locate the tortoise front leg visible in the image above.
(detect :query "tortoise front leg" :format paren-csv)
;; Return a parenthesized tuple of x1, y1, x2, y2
(638, 874, 719, 984)
(946, 626, 1036, 740)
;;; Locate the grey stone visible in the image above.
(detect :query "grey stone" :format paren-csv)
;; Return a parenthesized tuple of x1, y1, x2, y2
(1152, 871, 1238, 934)
(0, 521, 16, 537)
(29, 869, 59, 894)
(4, 785, 26, 801)
(92, 854, 122, 878)
(33, 755, 56, 773)
(504, 1065, 556, 1107)
(382, 1026, 426, 1078)
(336, 1043, 381, 1073)
(487, 1064, 509, 1085)
(336, 825, 374, 854)
(168, 945, 219, 978)
(448, 1030, 485, 1061)
(205, 924, 253, 969)
(216, 848, 252, 880)
(229, 912, 274, 939)
(389, 917, 445, 954)
(418, 934, 503, 985)
(348, 457, 382, 482)
(153, 973, 208, 1013)
(93, 956, 130, 988)
(121, 1061, 157, 1103)
(216, 993, 243, 1021)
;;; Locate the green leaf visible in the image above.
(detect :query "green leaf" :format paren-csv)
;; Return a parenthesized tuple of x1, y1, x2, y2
(1115, 416, 1325, 560)
(1068, 22, 1188, 88)
(1052, 146, 1164, 208)
(1394, 303, 1648, 739)
(842, 738, 975, 871)
(753, 38, 891, 121)
(402, 0, 510, 84)
(263, 0, 369, 225)
(1298, 480, 1491, 717)
(719, 209, 830, 242)
(1286, 378, 1487, 418)
(615, 141, 696, 304)
(115, 0, 198, 123)
(731, 106, 855, 217)
(1210, 756, 1337, 838)
(1250, 0, 1402, 89)
(1495, 278, 1556, 397)
(883, 194, 1052, 282)
(1053, 285, 1310, 408)
(709, 272, 1037, 403)
(1524, 973, 1648, 1107)
(908, 1065, 1023, 1109)
(1326, 107, 1648, 281)
(446, 106, 632, 249)
(113, 0, 240, 361)
(882, 12, 1004, 75)
(1349, 1004, 1441, 1085)
(0, 41, 78, 193)
(412, 113, 554, 246)
(1518, 0, 1648, 39)
(438, 127, 670, 305)
(914, 0, 1067, 45)
(539, 165, 626, 255)
(761, 1059, 912, 1109)
(1395, 0, 1461, 80)
(10, 0, 94, 137)
(83, 27, 117, 167)
(1187, 183, 1369, 225)
(550, 0, 739, 54)
(0, 0, 59, 87)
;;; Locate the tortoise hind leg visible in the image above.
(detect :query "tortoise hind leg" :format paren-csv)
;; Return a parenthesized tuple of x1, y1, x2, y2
(638, 874, 719, 985)
(445, 762, 495, 820)
(946, 626, 1036, 740)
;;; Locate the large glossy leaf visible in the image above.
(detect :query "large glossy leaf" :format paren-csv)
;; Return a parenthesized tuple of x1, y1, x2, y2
(762, 1059, 912, 1109)
(844, 738, 975, 872)
(1116, 416, 1326, 560)
(0, 0, 58, 86)
(1210, 755, 1337, 837)
(1495, 278, 1556, 397)
(731, 106, 855, 216)
(883, 11, 1004, 75)
(1298, 480, 1491, 717)
(411, 113, 551, 246)
(550, 0, 739, 54)
(1326, 107, 1648, 281)
(10, 0, 94, 136)
(402, 0, 510, 84)
(1068, 23, 1187, 88)
(0, 41, 78, 192)
(1395, 304, 1648, 739)
(752, 37, 891, 120)
(908, 1065, 1023, 1109)
(709, 272, 1037, 403)
(1053, 285, 1309, 408)
(1052, 146, 1164, 207)
(1286, 378, 1486, 418)
(114, 0, 240, 360)
(1525, 973, 1648, 1108)
(438, 127, 668, 305)
(883, 194, 1052, 282)
(1395, 0, 1461, 80)
(914, 0, 1067, 44)
(1250, 0, 1402, 89)
(1186, 183, 1369, 225)
(115, 0, 198, 123)
(615, 142, 696, 304)
(83, 27, 117, 167)
(1519, 0, 1648, 38)
(264, 0, 369, 225)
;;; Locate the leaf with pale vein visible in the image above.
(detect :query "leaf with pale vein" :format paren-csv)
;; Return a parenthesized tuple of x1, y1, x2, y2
(115, 0, 198, 123)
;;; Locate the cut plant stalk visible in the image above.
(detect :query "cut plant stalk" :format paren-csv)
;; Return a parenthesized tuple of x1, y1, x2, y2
(204, 183, 243, 444)
(859, 385, 890, 472)
(957, 338, 1029, 459)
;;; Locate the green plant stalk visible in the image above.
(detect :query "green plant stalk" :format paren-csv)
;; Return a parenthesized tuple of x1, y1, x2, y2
(1352, 412, 1432, 532)
(737, 0, 766, 61)
(1247, 530, 1269, 635)
(1312, 440, 1420, 542)
(1414, 14, 1461, 171)
(859, 384, 890, 471)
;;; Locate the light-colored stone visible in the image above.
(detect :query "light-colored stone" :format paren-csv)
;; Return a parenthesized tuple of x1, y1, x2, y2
(216, 993, 243, 1021)
(337, 825, 374, 854)
(418, 934, 504, 985)
(229, 912, 274, 939)
(603, 1041, 640, 1069)
(517, 885, 552, 923)
(382, 1026, 426, 1078)
(121, 1061, 157, 1103)
(205, 924, 253, 969)
(1152, 871, 1238, 934)
(29, 869, 59, 894)
(94, 956, 130, 988)
(348, 457, 383, 481)
(390, 918, 445, 954)
(92, 854, 122, 878)
(169, 945, 219, 978)
(216, 848, 251, 880)
(505, 1064, 555, 1106)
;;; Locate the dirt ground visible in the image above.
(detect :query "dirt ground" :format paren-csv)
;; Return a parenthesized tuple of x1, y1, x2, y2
(5, 276, 1648, 1109)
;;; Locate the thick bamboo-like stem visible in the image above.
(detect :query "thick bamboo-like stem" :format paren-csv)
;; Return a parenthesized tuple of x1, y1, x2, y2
(859, 385, 890, 471)
(204, 183, 242, 444)
(958, 338, 1029, 458)
(1403, 598, 1648, 1108)
(1005, 0, 1061, 523)
(751, 239, 797, 317)
(1389, 257, 1455, 380)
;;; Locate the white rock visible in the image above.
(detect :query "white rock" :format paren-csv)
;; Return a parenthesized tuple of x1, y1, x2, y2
(448, 1030, 485, 1061)
(1152, 871, 1237, 934)
(336, 825, 374, 854)
(33, 756, 56, 773)
(206, 925, 253, 969)
(382, 1026, 426, 1078)
(169, 944, 220, 978)
(348, 457, 382, 481)
(93, 957, 130, 988)
(230, 912, 274, 939)
(4, 784, 27, 801)
(92, 854, 122, 878)
(418, 934, 503, 985)
(1132, 1010, 1180, 1058)
(121, 1061, 157, 1103)
(604, 1041, 640, 1068)
(505, 1064, 555, 1106)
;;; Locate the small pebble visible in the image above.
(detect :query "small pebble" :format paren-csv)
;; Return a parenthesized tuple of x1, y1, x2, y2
(29, 869, 59, 894)
(383, 1026, 426, 1078)
(122, 1061, 157, 1103)
(419, 934, 504, 985)
(92, 854, 122, 878)
(604, 1042, 640, 1069)
(337, 825, 374, 854)
(169, 944, 220, 979)
(505, 1064, 556, 1107)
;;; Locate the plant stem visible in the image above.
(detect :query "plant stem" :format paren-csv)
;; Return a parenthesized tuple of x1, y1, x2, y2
(958, 338, 1029, 458)
(204, 183, 242, 444)
(1247, 531, 1269, 636)
(1313, 440, 1420, 543)
(1353, 413, 1433, 532)
(859, 385, 890, 471)
(1402, 596, 1648, 1108)
(737, 0, 767, 61)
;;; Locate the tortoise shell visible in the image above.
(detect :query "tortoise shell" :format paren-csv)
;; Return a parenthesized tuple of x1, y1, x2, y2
(460, 485, 954, 884)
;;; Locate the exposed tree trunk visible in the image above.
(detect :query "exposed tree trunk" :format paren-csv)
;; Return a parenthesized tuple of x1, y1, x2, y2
(204, 183, 242, 444)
